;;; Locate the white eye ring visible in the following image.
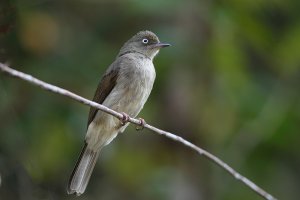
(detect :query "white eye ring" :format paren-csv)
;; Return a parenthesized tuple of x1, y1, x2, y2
(142, 38, 149, 44)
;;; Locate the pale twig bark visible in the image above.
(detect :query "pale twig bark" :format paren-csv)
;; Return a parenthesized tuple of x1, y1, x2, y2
(0, 63, 277, 200)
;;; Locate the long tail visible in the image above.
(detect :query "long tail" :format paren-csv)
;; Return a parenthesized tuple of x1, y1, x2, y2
(67, 142, 100, 196)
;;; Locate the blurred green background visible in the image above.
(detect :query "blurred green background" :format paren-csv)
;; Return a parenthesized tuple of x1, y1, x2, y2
(0, 0, 300, 199)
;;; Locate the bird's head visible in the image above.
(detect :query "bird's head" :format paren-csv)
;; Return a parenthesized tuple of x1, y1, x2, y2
(119, 30, 170, 60)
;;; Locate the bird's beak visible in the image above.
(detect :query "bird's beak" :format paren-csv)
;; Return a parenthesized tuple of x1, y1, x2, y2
(151, 42, 171, 49)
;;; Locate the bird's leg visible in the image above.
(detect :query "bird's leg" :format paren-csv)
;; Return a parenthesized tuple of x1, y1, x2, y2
(120, 112, 130, 126)
(136, 118, 146, 131)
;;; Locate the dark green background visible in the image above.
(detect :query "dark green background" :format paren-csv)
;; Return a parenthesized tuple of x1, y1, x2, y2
(1, 0, 299, 199)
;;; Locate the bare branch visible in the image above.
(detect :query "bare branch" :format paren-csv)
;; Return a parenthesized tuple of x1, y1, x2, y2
(0, 63, 277, 200)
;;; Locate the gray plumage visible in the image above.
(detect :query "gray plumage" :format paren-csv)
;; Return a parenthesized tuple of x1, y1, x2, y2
(67, 30, 170, 195)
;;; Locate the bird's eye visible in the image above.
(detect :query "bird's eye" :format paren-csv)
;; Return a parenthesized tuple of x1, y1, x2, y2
(142, 38, 149, 44)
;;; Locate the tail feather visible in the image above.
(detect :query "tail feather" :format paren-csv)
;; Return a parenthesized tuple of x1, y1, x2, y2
(67, 143, 100, 196)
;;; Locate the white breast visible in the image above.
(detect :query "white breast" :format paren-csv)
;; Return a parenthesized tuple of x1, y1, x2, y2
(116, 55, 156, 116)
(99, 53, 156, 119)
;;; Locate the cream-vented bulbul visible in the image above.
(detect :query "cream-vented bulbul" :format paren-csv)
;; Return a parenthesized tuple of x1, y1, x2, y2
(67, 30, 170, 195)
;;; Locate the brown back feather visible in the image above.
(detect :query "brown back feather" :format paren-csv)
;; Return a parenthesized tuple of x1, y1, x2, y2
(87, 68, 119, 127)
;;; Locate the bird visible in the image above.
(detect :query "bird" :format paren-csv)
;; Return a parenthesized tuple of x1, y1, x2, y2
(67, 30, 170, 195)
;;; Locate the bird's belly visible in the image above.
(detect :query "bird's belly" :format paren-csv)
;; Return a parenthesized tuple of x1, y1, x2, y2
(85, 82, 151, 150)
(110, 80, 151, 117)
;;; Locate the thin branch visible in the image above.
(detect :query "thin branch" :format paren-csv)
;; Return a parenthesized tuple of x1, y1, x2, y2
(0, 63, 277, 200)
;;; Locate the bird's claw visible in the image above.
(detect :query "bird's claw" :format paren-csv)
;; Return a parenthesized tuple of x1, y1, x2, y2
(120, 112, 130, 126)
(136, 118, 146, 131)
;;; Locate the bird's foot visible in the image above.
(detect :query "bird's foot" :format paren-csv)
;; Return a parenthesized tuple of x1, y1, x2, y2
(136, 118, 146, 131)
(120, 112, 130, 126)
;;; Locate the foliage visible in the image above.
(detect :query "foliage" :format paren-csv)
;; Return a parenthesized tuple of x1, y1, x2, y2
(0, 0, 299, 199)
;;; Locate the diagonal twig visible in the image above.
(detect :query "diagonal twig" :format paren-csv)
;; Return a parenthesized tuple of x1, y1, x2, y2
(0, 63, 277, 200)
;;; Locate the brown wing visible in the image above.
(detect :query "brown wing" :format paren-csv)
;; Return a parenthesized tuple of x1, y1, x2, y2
(87, 68, 119, 127)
